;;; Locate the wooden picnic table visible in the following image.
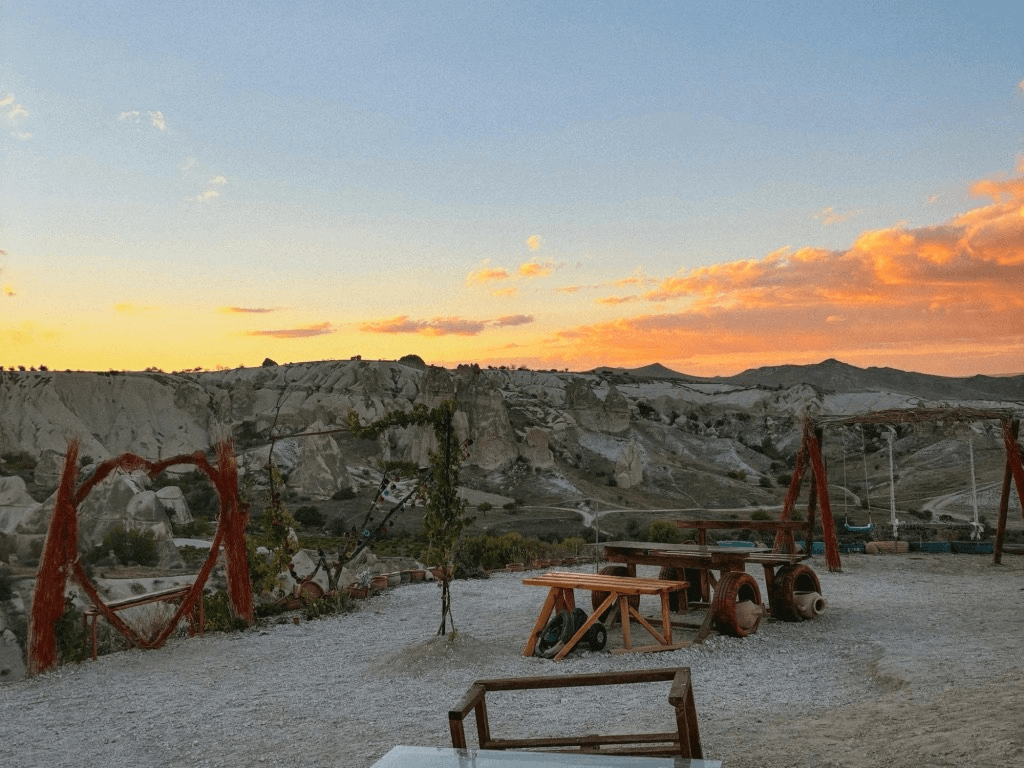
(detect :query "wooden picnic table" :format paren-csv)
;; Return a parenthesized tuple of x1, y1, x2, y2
(81, 585, 203, 661)
(522, 571, 690, 660)
(600, 541, 823, 638)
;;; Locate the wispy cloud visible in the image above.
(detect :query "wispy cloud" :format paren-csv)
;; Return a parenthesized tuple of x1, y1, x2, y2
(466, 262, 511, 286)
(118, 109, 166, 131)
(596, 295, 638, 306)
(493, 314, 534, 327)
(526, 235, 542, 251)
(246, 322, 334, 338)
(360, 316, 487, 336)
(221, 306, 278, 314)
(519, 260, 554, 278)
(2, 93, 31, 140)
(189, 175, 227, 203)
(491, 286, 517, 298)
(814, 206, 859, 226)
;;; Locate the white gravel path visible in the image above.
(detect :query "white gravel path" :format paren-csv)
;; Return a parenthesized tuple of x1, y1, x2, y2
(2, 553, 1023, 768)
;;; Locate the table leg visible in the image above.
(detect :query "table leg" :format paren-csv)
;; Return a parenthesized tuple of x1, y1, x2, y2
(523, 588, 559, 657)
(618, 594, 632, 650)
(660, 593, 673, 644)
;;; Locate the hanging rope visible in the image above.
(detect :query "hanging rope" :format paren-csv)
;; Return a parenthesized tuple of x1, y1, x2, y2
(968, 432, 983, 540)
(860, 426, 872, 517)
(886, 429, 901, 539)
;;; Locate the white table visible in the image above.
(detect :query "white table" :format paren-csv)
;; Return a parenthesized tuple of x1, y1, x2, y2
(369, 746, 722, 767)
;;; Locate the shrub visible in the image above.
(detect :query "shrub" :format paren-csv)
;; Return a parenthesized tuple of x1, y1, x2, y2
(647, 520, 683, 544)
(750, 509, 772, 521)
(88, 528, 160, 567)
(476, 501, 492, 513)
(726, 469, 747, 481)
(331, 487, 357, 501)
(759, 477, 773, 488)
(202, 590, 250, 632)
(294, 505, 324, 529)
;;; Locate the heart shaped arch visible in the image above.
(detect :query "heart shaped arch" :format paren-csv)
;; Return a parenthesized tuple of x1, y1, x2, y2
(28, 439, 252, 675)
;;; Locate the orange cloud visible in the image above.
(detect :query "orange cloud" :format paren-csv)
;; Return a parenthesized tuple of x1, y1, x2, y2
(492, 286, 517, 298)
(246, 322, 333, 338)
(526, 235, 542, 251)
(466, 265, 510, 285)
(493, 314, 534, 327)
(3, 285, 14, 297)
(221, 306, 277, 314)
(360, 316, 486, 336)
(519, 260, 554, 278)
(596, 294, 638, 306)
(539, 166, 1024, 377)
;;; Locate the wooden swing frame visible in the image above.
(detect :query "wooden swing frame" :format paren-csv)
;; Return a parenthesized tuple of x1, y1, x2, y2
(792, 408, 1024, 570)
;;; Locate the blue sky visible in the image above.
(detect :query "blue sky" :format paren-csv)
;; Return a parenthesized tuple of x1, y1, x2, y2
(2, 2, 1023, 375)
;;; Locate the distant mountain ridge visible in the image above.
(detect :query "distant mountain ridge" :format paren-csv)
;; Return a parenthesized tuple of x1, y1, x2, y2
(604, 358, 1024, 404)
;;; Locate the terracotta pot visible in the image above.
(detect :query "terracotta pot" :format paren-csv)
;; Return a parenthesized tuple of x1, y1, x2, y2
(429, 566, 447, 580)
(345, 585, 369, 599)
(370, 575, 389, 592)
(506, 562, 524, 572)
(410, 569, 426, 582)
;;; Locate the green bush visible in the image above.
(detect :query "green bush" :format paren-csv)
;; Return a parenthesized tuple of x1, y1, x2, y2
(476, 501, 493, 513)
(88, 528, 160, 567)
(202, 589, 249, 632)
(294, 505, 324, 528)
(647, 520, 683, 544)
(750, 509, 772, 521)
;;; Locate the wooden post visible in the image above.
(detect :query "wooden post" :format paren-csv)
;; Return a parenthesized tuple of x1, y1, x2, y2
(806, 427, 841, 572)
(995, 418, 1024, 565)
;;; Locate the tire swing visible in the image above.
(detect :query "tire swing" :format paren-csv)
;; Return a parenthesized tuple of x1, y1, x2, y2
(768, 564, 825, 621)
(711, 571, 765, 637)
(590, 565, 640, 621)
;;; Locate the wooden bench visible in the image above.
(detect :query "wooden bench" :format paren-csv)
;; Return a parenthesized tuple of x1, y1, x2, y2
(449, 667, 706, 760)
(81, 585, 203, 660)
(522, 571, 689, 660)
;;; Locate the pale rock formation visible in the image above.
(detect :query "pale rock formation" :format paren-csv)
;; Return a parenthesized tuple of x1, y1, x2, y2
(0, 476, 37, 534)
(565, 380, 631, 434)
(614, 438, 644, 489)
(287, 421, 353, 501)
(155, 486, 192, 525)
(521, 427, 555, 468)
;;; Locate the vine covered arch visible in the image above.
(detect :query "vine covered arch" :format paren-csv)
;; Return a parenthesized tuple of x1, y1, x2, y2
(28, 439, 253, 675)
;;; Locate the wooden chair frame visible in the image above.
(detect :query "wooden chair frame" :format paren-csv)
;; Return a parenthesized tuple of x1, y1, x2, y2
(449, 667, 703, 759)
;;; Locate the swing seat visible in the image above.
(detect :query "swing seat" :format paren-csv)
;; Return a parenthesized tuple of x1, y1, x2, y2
(844, 522, 874, 533)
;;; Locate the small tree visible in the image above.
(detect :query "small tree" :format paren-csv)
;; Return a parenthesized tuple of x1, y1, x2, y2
(348, 400, 472, 635)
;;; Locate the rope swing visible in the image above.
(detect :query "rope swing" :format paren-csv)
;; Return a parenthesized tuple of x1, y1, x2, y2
(843, 428, 876, 536)
(886, 428, 901, 539)
(968, 430, 983, 541)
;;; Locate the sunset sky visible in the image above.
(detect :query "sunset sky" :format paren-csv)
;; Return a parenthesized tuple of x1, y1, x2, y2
(2, 2, 1023, 377)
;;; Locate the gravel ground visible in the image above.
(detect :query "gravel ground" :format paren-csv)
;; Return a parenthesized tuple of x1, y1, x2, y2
(2, 553, 1023, 768)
